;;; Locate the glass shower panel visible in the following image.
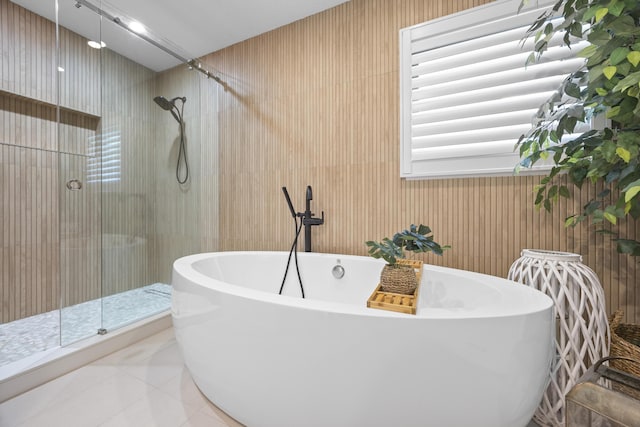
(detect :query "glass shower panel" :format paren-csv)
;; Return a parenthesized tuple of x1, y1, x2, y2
(95, 5, 202, 333)
(58, 0, 103, 346)
(98, 44, 162, 331)
(0, 0, 62, 368)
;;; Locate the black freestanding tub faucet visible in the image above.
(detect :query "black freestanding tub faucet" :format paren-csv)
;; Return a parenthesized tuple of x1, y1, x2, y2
(303, 186, 324, 252)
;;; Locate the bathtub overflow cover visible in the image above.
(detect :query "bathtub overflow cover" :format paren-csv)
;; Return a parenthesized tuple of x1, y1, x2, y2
(332, 264, 345, 279)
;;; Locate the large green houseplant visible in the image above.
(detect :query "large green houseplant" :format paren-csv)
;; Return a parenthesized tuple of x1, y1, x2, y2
(366, 224, 448, 294)
(516, 0, 640, 255)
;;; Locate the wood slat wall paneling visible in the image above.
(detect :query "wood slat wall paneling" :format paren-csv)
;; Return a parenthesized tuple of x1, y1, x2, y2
(204, 0, 639, 322)
(153, 67, 209, 283)
(1, 0, 167, 324)
(0, 144, 59, 323)
(0, 0, 103, 324)
(98, 49, 157, 297)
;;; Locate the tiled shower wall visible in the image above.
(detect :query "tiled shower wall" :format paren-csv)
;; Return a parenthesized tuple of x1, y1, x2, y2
(204, 0, 639, 322)
(0, 0, 219, 324)
(153, 66, 220, 283)
(1, 0, 102, 322)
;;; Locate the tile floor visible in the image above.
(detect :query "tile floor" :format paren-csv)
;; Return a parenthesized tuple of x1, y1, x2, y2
(0, 284, 172, 367)
(0, 326, 540, 427)
(0, 327, 242, 427)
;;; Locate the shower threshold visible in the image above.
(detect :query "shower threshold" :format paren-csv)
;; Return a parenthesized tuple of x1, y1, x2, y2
(0, 283, 172, 369)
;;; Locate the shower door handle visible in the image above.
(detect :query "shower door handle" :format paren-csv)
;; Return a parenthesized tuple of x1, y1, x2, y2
(66, 179, 83, 191)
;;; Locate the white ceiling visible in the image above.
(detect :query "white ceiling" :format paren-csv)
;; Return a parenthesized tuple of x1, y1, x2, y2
(11, 0, 349, 72)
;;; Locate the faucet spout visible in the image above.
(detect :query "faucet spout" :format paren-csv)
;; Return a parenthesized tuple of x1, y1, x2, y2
(306, 186, 313, 212)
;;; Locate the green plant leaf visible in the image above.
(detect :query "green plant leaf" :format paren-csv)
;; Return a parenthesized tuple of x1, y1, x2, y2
(565, 215, 577, 227)
(595, 7, 609, 23)
(609, 0, 625, 16)
(623, 179, 640, 202)
(578, 44, 599, 58)
(517, 0, 640, 256)
(417, 224, 431, 235)
(613, 71, 640, 92)
(624, 185, 640, 202)
(611, 47, 630, 65)
(609, 15, 637, 36)
(607, 105, 621, 118)
(565, 82, 581, 98)
(588, 29, 611, 46)
(584, 200, 601, 215)
(618, 61, 632, 77)
(603, 66, 617, 80)
(365, 238, 403, 265)
(627, 51, 640, 67)
(583, 5, 602, 22)
(616, 239, 640, 255)
(616, 147, 632, 162)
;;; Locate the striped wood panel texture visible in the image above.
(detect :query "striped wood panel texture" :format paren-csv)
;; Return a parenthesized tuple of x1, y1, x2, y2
(0, 0, 103, 322)
(152, 66, 220, 283)
(1, 0, 219, 322)
(0, 144, 59, 323)
(204, 0, 639, 322)
(1, 0, 176, 322)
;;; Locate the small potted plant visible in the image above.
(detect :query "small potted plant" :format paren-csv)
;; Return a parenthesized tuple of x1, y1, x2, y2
(366, 224, 448, 295)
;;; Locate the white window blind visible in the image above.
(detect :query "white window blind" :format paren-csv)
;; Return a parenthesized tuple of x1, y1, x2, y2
(88, 128, 121, 183)
(399, 0, 589, 179)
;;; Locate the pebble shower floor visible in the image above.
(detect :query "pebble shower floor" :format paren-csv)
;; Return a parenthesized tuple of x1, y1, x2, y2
(0, 283, 172, 368)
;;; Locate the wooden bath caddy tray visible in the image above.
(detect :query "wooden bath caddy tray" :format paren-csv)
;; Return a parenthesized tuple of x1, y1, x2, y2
(366, 259, 423, 315)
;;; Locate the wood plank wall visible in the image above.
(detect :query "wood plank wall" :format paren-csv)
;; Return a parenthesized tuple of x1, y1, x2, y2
(1, 0, 62, 323)
(0, 0, 203, 323)
(203, 0, 639, 322)
(0, 0, 104, 322)
(154, 67, 209, 283)
(98, 49, 156, 296)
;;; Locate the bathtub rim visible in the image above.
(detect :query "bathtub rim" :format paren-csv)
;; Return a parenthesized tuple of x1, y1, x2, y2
(172, 251, 553, 320)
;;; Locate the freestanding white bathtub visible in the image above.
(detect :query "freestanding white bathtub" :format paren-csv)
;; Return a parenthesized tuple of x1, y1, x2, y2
(172, 251, 554, 427)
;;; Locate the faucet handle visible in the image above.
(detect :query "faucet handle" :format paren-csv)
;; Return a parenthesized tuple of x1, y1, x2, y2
(305, 211, 324, 226)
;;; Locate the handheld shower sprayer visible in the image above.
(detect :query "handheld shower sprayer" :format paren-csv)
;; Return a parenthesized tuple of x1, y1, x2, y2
(279, 187, 305, 298)
(153, 95, 189, 184)
(282, 187, 297, 219)
(278, 186, 325, 298)
(153, 96, 185, 124)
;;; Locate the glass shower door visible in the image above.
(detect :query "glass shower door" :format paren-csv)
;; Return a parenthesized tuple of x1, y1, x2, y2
(95, 5, 202, 332)
(58, 1, 103, 346)
(57, 0, 205, 339)
(98, 41, 162, 331)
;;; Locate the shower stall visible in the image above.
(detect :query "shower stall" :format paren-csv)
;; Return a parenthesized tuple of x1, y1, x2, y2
(0, 0, 219, 385)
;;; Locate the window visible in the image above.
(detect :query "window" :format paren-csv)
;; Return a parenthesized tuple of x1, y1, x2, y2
(87, 128, 121, 184)
(399, 0, 589, 179)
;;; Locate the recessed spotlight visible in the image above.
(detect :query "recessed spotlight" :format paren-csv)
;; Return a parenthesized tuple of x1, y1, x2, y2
(87, 40, 106, 49)
(128, 21, 146, 34)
